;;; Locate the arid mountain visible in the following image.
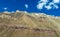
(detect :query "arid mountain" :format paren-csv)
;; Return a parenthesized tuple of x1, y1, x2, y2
(0, 11, 60, 37)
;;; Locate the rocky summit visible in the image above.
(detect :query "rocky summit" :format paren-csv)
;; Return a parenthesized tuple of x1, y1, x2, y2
(0, 11, 60, 37)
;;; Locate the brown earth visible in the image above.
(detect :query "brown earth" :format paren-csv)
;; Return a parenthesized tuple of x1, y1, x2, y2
(0, 11, 60, 37)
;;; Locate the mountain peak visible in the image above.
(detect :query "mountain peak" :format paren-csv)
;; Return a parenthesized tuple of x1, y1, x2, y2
(0, 11, 60, 37)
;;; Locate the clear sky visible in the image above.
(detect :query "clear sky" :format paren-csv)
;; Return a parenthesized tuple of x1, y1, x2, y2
(0, 0, 60, 16)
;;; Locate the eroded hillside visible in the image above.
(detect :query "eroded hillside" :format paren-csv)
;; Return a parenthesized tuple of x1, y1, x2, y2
(0, 11, 60, 37)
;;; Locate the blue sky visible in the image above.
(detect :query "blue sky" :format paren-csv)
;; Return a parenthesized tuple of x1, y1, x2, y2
(0, 0, 60, 16)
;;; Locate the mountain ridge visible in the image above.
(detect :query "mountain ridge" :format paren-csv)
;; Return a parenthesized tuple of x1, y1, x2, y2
(0, 11, 60, 37)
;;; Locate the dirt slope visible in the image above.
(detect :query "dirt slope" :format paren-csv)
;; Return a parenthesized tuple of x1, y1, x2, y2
(0, 12, 60, 37)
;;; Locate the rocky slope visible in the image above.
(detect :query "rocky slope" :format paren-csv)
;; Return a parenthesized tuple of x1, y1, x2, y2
(0, 11, 60, 37)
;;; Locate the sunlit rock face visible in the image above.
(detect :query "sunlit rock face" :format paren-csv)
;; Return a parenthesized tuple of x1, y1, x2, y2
(0, 11, 60, 37)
